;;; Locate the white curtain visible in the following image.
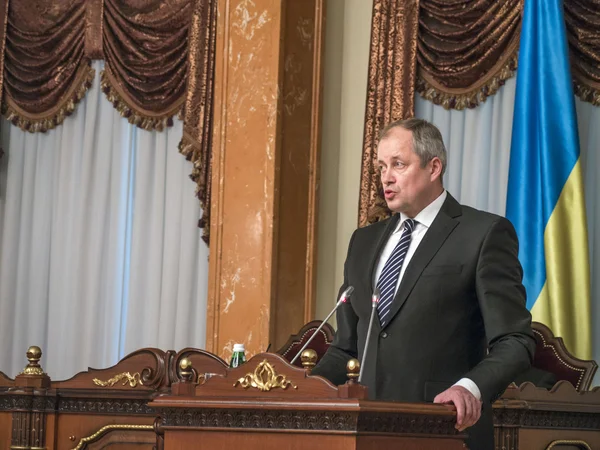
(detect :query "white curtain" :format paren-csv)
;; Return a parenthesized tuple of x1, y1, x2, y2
(415, 78, 600, 385)
(0, 61, 208, 380)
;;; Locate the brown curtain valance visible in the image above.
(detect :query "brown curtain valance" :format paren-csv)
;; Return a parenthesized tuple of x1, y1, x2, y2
(2, 0, 193, 132)
(360, 0, 600, 227)
(2, 0, 94, 132)
(566, 0, 600, 106)
(101, 0, 191, 130)
(417, 0, 521, 110)
(0, 0, 216, 242)
(416, 0, 600, 110)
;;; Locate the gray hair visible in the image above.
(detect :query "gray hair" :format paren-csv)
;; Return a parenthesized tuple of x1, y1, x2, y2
(379, 118, 447, 176)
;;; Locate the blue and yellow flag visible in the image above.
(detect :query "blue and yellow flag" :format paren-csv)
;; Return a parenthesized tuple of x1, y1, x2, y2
(507, 0, 591, 359)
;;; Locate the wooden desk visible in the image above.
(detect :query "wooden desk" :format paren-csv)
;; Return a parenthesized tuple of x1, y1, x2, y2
(149, 353, 467, 450)
(493, 381, 600, 450)
(3, 346, 599, 450)
(0, 346, 228, 450)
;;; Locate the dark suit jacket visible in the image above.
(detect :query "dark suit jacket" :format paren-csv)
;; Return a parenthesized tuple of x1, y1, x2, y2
(514, 367, 558, 389)
(312, 193, 536, 450)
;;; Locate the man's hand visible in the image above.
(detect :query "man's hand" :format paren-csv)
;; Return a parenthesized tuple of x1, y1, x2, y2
(433, 385, 482, 431)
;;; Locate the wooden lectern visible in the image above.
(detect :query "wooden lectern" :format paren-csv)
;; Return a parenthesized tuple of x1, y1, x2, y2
(149, 352, 467, 450)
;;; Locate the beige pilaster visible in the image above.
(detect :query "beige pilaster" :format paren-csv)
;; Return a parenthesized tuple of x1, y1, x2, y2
(207, 0, 324, 360)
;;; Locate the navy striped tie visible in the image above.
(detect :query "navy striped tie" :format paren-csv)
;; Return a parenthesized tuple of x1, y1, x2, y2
(376, 219, 416, 326)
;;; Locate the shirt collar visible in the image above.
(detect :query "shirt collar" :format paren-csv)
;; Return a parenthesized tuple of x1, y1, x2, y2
(395, 190, 447, 233)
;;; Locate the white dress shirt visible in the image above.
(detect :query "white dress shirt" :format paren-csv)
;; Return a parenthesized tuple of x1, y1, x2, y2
(373, 190, 481, 401)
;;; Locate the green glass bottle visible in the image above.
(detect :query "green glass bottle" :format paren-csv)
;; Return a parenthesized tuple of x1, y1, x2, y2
(230, 343, 246, 368)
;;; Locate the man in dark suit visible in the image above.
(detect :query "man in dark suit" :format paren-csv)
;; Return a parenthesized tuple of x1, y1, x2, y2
(312, 118, 536, 450)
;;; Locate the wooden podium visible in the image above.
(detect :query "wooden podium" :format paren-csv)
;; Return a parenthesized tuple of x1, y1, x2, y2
(149, 353, 467, 450)
(2, 344, 600, 449)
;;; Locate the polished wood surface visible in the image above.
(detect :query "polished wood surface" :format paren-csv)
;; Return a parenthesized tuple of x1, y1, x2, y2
(165, 430, 465, 450)
(0, 347, 227, 450)
(149, 353, 466, 450)
(494, 381, 600, 450)
(1, 339, 599, 449)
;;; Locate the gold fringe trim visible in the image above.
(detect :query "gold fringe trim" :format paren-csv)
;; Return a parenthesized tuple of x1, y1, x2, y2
(574, 80, 600, 107)
(416, 54, 518, 111)
(2, 64, 95, 133)
(100, 70, 183, 131)
(179, 135, 210, 244)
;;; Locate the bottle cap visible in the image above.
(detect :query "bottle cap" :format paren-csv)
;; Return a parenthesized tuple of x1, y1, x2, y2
(233, 343, 245, 352)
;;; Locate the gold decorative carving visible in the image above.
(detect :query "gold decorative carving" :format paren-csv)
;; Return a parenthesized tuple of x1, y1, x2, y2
(346, 358, 360, 381)
(546, 440, 592, 450)
(71, 424, 154, 450)
(234, 360, 297, 392)
(92, 372, 143, 388)
(20, 367, 45, 376)
(19, 345, 46, 376)
(300, 349, 317, 372)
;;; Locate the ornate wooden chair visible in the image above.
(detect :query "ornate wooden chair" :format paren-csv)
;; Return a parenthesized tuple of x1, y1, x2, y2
(530, 321, 597, 391)
(276, 320, 335, 367)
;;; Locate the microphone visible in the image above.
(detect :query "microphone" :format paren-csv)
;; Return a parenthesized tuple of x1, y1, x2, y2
(290, 286, 355, 365)
(358, 288, 379, 384)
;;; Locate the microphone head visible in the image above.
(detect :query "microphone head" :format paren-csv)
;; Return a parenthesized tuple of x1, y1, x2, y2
(340, 286, 354, 303)
(372, 287, 380, 303)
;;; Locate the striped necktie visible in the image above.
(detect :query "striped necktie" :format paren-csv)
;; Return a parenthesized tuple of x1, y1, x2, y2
(376, 218, 416, 326)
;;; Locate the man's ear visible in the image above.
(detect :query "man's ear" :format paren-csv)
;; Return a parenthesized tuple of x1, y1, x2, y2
(430, 157, 443, 180)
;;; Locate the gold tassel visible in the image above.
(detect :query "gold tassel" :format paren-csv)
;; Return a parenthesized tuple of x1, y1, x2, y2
(574, 80, 600, 107)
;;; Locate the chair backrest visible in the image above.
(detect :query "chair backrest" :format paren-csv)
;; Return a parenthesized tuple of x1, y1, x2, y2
(276, 320, 335, 367)
(531, 321, 598, 391)
(276, 320, 599, 391)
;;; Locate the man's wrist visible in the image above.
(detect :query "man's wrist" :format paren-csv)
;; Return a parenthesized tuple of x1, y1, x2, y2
(453, 378, 481, 400)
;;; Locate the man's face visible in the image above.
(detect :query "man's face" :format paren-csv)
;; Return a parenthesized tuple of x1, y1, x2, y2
(377, 127, 440, 217)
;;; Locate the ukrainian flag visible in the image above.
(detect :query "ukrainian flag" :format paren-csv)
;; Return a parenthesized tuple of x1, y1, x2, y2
(506, 0, 591, 359)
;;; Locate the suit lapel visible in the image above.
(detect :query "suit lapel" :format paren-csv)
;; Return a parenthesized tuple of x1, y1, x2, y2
(382, 194, 462, 329)
(365, 214, 400, 293)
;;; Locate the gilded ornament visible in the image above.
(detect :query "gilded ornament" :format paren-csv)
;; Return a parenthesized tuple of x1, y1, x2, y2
(19, 345, 46, 376)
(546, 440, 591, 450)
(71, 424, 153, 450)
(234, 360, 297, 392)
(92, 372, 143, 388)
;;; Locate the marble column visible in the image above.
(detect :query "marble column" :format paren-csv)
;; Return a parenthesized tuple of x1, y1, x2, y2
(207, 0, 325, 360)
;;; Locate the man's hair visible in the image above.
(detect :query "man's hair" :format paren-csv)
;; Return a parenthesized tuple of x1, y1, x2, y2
(379, 118, 447, 176)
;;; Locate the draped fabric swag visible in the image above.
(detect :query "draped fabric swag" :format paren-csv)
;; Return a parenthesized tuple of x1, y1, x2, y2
(0, 0, 216, 241)
(360, 0, 419, 225)
(359, 0, 600, 226)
